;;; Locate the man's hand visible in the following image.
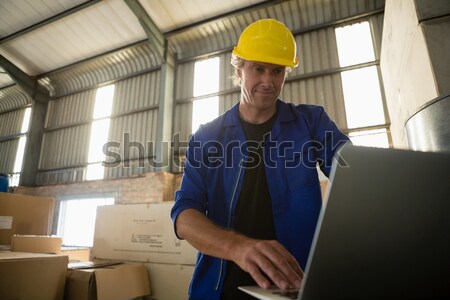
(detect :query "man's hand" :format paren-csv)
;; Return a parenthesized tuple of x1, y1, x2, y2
(176, 209, 303, 290)
(232, 238, 303, 290)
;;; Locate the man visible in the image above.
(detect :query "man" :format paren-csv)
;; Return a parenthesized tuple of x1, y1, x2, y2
(171, 19, 350, 300)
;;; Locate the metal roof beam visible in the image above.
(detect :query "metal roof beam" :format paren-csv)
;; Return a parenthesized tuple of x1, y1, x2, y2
(20, 100, 48, 186)
(0, 55, 49, 103)
(125, 0, 166, 61)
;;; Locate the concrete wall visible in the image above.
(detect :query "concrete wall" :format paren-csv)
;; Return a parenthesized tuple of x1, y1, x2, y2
(380, 0, 450, 148)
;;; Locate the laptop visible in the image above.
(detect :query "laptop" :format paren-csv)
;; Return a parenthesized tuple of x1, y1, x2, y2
(240, 145, 450, 300)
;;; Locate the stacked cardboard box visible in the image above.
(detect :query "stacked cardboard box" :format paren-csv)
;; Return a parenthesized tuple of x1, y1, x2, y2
(92, 202, 197, 264)
(11, 235, 62, 253)
(92, 202, 197, 300)
(0, 252, 68, 300)
(7, 235, 150, 300)
(145, 262, 194, 300)
(0, 193, 68, 300)
(11, 235, 90, 262)
(61, 246, 91, 262)
(0, 192, 54, 245)
(1, 193, 187, 299)
(65, 262, 150, 300)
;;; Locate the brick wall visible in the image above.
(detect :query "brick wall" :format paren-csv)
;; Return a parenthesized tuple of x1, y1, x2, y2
(12, 172, 175, 234)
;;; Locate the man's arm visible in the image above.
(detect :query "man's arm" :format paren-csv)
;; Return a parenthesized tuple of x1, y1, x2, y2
(176, 208, 303, 290)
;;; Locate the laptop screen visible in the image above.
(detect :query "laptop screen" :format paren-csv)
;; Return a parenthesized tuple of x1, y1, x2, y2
(301, 145, 450, 299)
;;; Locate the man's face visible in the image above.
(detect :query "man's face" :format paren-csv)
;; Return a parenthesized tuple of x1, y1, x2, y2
(238, 60, 287, 111)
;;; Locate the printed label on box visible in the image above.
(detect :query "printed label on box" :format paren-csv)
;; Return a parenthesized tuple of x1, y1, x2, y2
(92, 202, 197, 265)
(0, 216, 13, 229)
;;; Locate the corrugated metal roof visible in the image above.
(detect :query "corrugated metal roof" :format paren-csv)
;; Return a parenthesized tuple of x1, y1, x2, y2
(0, 139, 20, 173)
(0, 0, 146, 76)
(39, 41, 161, 97)
(0, 85, 31, 111)
(141, 0, 266, 32)
(0, 0, 88, 38)
(0, 0, 385, 91)
(169, 0, 385, 60)
(0, 0, 269, 85)
(0, 0, 280, 113)
(0, 66, 15, 87)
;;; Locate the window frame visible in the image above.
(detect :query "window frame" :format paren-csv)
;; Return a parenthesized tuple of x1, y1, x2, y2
(191, 56, 220, 134)
(334, 20, 392, 148)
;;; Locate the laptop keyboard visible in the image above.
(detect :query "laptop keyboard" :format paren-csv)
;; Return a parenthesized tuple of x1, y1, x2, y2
(273, 290, 299, 299)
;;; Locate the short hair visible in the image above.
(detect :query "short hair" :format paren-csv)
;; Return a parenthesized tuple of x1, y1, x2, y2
(230, 54, 245, 86)
(229, 53, 292, 86)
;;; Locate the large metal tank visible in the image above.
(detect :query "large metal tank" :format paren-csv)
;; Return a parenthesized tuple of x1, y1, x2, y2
(405, 94, 449, 152)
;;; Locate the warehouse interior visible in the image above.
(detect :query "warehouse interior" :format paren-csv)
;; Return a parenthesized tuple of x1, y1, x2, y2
(0, 0, 449, 299)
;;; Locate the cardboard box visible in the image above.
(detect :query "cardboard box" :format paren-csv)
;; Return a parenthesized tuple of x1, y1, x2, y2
(61, 246, 90, 262)
(65, 262, 150, 300)
(10, 235, 91, 261)
(0, 251, 68, 300)
(11, 235, 62, 254)
(92, 202, 197, 265)
(0, 192, 54, 245)
(145, 262, 194, 300)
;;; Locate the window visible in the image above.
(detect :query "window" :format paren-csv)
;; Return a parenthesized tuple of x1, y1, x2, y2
(335, 21, 389, 148)
(340, 66, 385, 128)
(335, 22, 375, 67)
(192, 57, 220, 133)
(57, 197, 114, 247)
(192, 97, 219, 133)
(10, 107, 31, 186)
(349, 129, 389, 148)
(86, 85, 115, 180)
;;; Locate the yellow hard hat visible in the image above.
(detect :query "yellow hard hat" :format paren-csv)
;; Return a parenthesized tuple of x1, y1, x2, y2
(232, 19, 299, 68)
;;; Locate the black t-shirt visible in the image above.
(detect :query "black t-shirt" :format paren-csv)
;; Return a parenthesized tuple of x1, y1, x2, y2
(221, 113, 277, 300)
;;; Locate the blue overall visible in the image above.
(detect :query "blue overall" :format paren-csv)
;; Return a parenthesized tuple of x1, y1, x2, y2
(171, 99, 350, 300)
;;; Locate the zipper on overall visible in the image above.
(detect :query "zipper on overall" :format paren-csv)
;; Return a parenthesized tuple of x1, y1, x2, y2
(214, 159, 244, 291)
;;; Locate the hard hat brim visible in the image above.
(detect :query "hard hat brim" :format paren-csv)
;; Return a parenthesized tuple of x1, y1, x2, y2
(233, 47, 299, 68)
